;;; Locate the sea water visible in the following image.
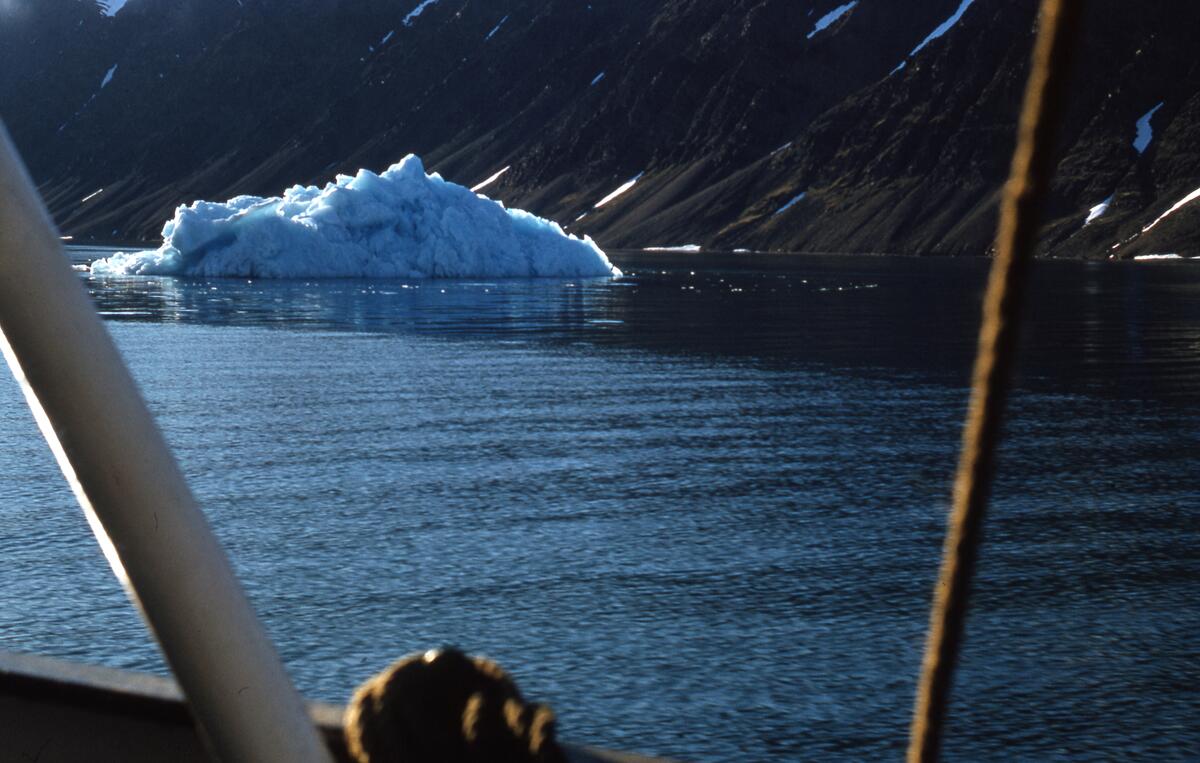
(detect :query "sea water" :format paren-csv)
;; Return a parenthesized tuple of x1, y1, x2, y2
(1, 250, 1197, 761)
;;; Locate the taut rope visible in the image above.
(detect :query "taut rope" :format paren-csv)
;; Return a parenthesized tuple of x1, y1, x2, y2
(907, 1, 1084, 761)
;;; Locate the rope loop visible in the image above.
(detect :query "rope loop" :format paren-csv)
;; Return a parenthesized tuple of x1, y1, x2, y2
(344, 648, 566, 763)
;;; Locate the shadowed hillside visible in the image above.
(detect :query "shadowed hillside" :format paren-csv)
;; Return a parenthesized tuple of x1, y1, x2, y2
(1, 0, 1198, 257)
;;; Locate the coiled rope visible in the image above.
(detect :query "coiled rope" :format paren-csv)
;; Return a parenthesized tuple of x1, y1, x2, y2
(907, 1, 1083, 761)
(344, 648, 565, 763)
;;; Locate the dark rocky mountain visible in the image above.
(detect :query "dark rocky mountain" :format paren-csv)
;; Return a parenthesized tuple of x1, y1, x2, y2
(2, 0, 1198, 258)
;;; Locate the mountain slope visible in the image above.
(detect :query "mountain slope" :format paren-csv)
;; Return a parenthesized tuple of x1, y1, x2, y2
(1, 0, 1198, 258)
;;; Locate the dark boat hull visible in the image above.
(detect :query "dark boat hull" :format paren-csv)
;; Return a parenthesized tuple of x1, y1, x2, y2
(0, 649, 669, 763)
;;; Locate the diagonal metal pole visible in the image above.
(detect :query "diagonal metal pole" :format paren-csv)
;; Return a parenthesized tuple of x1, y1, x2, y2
(0, 123, 333, 762)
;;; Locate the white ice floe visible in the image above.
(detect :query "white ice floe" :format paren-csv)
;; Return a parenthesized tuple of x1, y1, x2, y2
(1133, 102, 1164, 154)
(807, 2, 857, 40)
(594, 172, 644, 208)
(90, 155, 620, 279)
(470, 165, 510, 192)
(644, 245, 701, 252)
(403, 0, 440, 27)
(1084, 194, 1113, 226)
(96, 0, 129, 17)
(1140, 185, 1200, 233)
(100, 64, 117, 89)
(893, 0, 976, 72)
(485, 16, 508, 40)
(774, 191, 807, 216)
(590, 71, 606, 86)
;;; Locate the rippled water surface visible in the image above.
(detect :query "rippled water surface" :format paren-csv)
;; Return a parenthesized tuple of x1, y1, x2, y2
(2, 249, 1198, 761)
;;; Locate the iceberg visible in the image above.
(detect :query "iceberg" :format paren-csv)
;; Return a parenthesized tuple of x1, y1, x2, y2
(91, 156, 620, 279)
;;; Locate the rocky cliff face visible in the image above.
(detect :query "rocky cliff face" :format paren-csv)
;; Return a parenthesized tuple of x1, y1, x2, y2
(2, 0, 1198, 257)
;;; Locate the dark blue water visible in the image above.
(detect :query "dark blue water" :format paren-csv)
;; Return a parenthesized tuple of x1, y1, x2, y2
(1, 249, 1197, 761)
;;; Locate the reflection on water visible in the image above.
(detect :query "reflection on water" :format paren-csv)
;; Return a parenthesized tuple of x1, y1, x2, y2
(81, 249, 1200, 402)
(1, 248, 1196, 762)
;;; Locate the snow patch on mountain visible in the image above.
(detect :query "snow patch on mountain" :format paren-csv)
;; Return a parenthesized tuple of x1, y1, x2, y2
(470, 166, 510, 192)
(774, 191, 807, 216)
(96, 0, 129, 17)
(910, 0, 976, 57)
(58, 63, 119, 132)
(403, 0, 440, 27)
(485, 16, 508, 40)
(1133, 102, 1164, 154)
(807, 2, 857, 40)
(594, 172, 644, 208)
(1141, 185, 1200, 233)
(90, 155, 619, 279)
(1084, 195, 1113, 226)
(892, 0, 976, 73)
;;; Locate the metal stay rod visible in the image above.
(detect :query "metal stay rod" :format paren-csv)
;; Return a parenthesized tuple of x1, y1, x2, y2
(0, 124, 332, 762)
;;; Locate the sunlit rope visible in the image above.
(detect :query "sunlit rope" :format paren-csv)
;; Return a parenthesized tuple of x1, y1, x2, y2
(907, 1, 1084, 761)
(344, 648, 565, 763)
